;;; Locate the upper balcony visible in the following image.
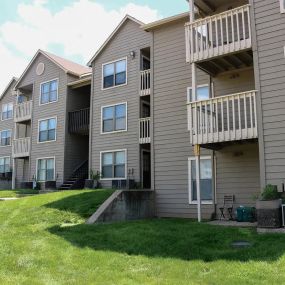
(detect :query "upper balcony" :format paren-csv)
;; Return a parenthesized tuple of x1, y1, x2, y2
(139, 117, 151, 144)
(185, 4, 252, 74)
(14, 101, 33, 123)
(187, 90, 258, 147)
(68, 108, 90, 136)
(12, 137, 31, 158)
(140, 69, 151, 96)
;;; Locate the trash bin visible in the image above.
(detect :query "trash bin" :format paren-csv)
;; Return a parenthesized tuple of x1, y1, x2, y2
(236, 206, 256, 222)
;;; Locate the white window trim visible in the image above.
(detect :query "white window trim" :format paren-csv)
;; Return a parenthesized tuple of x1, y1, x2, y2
(37, 116, 57, 144)
(36, 156, 56, 182)
(188, 156, 214, 205)
(100, 149, 127, 181)
(0, 156, 11, 173)
(39, 78, 59, 106)
(0, 129, 12, 147)
(187, 84, 212, 103)
(280, 0, 285, 13)
(101, 57, 128, 90)
(100, 102, 128, 134)
(1, 102, 13, 121)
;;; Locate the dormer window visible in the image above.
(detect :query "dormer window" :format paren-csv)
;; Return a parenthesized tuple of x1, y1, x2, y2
(102, 58, 127, 89)
(40, 79, 58, 105)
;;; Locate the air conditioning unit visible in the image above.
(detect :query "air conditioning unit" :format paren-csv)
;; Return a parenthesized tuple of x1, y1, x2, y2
(282, 204, 285, 227)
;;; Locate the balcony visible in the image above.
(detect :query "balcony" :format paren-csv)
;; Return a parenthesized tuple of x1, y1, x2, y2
(187, 90, 258, 146)
(140, 69, 151, 96)
(14, 101, 33, 123)
(185, 5, 252, 71)
(139, 117, 151, 144)
(12, 137, 31, 158)
(68, 108, 90, 135)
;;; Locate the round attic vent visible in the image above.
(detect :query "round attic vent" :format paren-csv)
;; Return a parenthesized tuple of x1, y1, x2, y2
(36, 62, 45, 76)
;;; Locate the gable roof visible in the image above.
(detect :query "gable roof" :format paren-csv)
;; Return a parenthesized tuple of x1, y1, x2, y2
(15, 49, 91, 89)
(87, 15, 144, 66)
(0, 77, 18, 100)
(142, 12, 190, 31)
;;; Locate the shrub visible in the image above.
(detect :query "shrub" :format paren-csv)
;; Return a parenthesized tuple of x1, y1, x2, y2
(260, 184, 280, 200)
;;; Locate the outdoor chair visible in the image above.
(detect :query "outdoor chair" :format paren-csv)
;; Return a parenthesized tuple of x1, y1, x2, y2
(219, 195, 235, 220)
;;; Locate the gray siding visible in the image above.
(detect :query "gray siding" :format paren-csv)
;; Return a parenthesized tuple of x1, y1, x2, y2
(153, 19, 259, 219)
(252, 0, 285, 189)
(90, 19, 152, 187)
(16, 53, 69, 187)
(0, 80, 16, 189)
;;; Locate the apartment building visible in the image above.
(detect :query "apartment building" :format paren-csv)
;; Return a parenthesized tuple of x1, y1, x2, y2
(0, 0, 284, 221)
(0, 78, 17, 189)
(88, 15, 152, 190)
(8, 50, 91, 190)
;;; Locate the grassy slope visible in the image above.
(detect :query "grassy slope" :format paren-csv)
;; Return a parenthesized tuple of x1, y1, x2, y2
(0, 189, 39, 198)
(0, 190, 284, 285)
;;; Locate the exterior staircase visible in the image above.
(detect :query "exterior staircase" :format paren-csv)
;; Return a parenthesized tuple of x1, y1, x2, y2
(59, 160, 88, 190)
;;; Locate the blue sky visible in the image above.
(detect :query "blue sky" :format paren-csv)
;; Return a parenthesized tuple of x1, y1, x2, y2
(0, 0, 189, 91)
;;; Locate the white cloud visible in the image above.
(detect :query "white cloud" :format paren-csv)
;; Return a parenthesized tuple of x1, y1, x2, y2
(0, 0, 161, 91)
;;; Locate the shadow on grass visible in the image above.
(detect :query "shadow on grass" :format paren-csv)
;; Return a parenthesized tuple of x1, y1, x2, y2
(45, 190, 114, 219)
(48, 218, 285, 262)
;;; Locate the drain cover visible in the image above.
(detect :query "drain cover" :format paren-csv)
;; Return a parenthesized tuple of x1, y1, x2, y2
(231, 240, 252, 248)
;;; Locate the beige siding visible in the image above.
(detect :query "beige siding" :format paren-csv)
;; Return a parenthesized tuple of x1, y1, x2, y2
(153, 19, 259, 219)
(252, 0, 285, 189)
(0, 80, 16, 189)
(90, 19, 152, 187)
(16, 53, 68, 187)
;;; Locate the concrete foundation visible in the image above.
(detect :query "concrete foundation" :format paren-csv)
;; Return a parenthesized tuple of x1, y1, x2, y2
(87, 190, 155, 224)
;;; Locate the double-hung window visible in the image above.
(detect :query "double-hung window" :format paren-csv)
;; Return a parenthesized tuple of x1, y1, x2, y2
(101, 150, 126, 179)
(37, 158, 55, 181)
(188, 156, 213, 204)
(40, 79, 58, 104)
(103, 59, 127, 89)
(38, 118, 56, 142)
(0, 157, 10, 173)
(102, 103, 126, 133)
(280, 0, 285, 13)
(187, 85, 210, 102)
(1, 103, 13, 120)
(0, 130, 11, 146)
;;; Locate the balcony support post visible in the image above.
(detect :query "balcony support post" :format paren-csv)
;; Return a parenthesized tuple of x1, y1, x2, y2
(194, 144, 202, 222)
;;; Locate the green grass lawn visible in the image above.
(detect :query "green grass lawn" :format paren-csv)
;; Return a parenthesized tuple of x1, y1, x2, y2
(0, 189, 39, 198)
(0, 190, 284, 285)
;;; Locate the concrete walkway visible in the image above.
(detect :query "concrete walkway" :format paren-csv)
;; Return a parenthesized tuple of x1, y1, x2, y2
(0, 198, 18, 201)
(207, 220, 257, 228)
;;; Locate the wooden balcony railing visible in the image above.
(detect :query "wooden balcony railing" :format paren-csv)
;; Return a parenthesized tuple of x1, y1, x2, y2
(68, 107, 90, 135)
(140, 69, 151, 96)
(185, 4, 252, 63)
(12, 137, 31, 158)
(139, 117, 151, 144)
(14, 101, 32, 122)
(187, 91, 258, 145)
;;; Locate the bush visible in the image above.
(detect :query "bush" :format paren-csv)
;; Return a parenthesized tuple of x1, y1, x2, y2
(260, 184, 280, 200)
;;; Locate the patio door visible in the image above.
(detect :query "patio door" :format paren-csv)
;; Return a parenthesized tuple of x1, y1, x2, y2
(188, 156, 213, 204)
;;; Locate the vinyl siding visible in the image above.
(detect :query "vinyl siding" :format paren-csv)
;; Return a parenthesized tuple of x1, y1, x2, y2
(252, 0, 285, 189)
(0, 80, 16, 189)
(90, 19, 152, 187)
(16, 53, 68, 187)
(153, 19, 259, 219)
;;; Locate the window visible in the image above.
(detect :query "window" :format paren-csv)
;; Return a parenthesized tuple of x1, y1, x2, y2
(188, 156, 213, 204)
(280, 0, 285, 13)
(101, 150, 126, 179)
(38, 118, 56, 142)
(1, 103, 13, 120)
(103, 59, 127, 89)
(37, 158, 55, 181)
(40, 79, 58, 104)
(0, 157, 10, 173)
(187, 85, 210, 102)
(102, 103, 127, 133)
(0, 130, 11, 146)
